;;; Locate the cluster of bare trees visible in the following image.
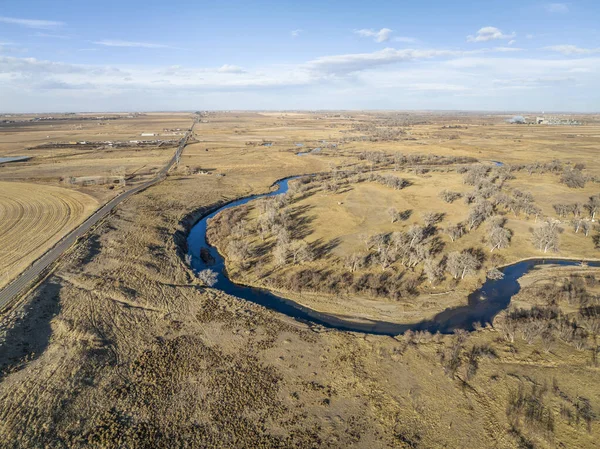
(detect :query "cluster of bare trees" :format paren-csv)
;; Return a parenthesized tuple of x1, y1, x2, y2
(362, 227, 433, 271)
(560, 167, 587, 188)
(498, 305, 595, 352)
(256, 195, 315, 269)
(487, 216, 512, 252)
(495, 189, 541, 220)
(532, 221, 561, 253)
(510, 159, 565, 176)
(196, 269, 218, 287)
(355, 150, 478, 172)
(440, 330, 497, 380)
(184, 253, 219, 287)
(446, 251, 481, 279)
(444, 223, 465, 242)
(439, 189, 462, 203)
(554, 197, 600, 234)
(372, 174, 410, 190)
(467, 199, 494, 230)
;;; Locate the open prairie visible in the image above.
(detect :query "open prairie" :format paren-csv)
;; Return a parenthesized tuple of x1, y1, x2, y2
(1, 111, 600, 448)
(204, 112, 600, 323)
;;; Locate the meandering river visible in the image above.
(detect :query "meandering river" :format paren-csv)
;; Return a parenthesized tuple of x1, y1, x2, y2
(187, 176, 599, 335)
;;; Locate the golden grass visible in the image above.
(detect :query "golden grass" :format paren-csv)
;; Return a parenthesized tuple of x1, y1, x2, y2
(0, 111, 599, 448)
(0, 181, 98, 289)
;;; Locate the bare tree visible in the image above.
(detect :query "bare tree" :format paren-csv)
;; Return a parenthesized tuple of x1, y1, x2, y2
(197, 269, 218, 287)
(227, 240, 250, 262)
(275, 226, 290, 246)
(446, 252, 463, 280)
(375, 245, 395, 271)
(582, 221, 591, 237)
(344, 252, 364, 272)
(290, 240, 314, 263)
(487, 217, 511, 252)
(424, 258, 444, 285)
(407, 225, 425, 248)
(553, 203, 571, 218)
(560, 168, 586, 188)
(422, 212, 443, 228)
(369, 233, 389, 253)
(447, 251, 480, 280)
(523, 203, 542, 222)
(467, 200, 494, 230)
(585, 195, 600, 220)
(273, 243, 288, 267)
(459, 252, 480, 279)
(388, 207, 400, 223)
(439, 189, 462, 203)
(444, 223, 465, 242)
(184, 253, 192, 266)
(532, 221, 561, 253)
(487, 268, 504, 280)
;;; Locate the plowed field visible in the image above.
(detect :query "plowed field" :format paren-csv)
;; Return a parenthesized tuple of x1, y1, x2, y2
(0, 182, 98, 288)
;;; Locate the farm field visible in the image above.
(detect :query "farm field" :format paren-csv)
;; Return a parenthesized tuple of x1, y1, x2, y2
(0, 111, 600, 448)
(0, 112, 193, 202)
(0, 181, 98, 289)
(0, 112, 194, 288)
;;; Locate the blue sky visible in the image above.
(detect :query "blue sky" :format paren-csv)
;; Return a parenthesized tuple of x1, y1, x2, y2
(0, 0, 599, 112)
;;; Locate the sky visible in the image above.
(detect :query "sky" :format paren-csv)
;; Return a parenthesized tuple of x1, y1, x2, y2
(0, 0, 599, 112)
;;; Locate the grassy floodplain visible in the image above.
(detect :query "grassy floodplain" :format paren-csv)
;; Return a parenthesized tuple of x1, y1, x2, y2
(0, 111, 599, 448)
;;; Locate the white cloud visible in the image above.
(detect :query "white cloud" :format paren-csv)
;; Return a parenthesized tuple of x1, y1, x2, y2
(291, 29, 302, 38)
(493, 47, 524, 52)
(305, 47, 521, 75)
(526, 34, 535, 39)
(467, 27, 516, 42)
(544, 45, 600, 55)
(545, 3, 569, 13)
(408, 83, 470, 92)
(0, 16, 64, 29)
(508, 39, 516, 46)
(355, 28, 393, 43)
(2, 50, 599, 112)
(92, 40, 171, 49)
(216, 64, 246, 74)
(392, 36, 417, 44)
(33, 32, 69, 39)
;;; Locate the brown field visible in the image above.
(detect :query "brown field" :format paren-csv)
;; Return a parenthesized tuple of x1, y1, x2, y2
(0, 111, 599, 448)
(0, 181, 98, 289)
(0, 112, 193, 202)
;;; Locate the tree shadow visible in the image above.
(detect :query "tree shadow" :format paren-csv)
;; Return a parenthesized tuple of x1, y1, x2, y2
(399, 209, 413, 221)
(310, 237, 342, 260)
(0, 281, 62, 383)
(287, 204, 316, 240)
(79, 233, 103, 265)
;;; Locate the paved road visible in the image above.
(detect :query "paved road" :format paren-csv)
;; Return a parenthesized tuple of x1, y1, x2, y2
(0, 119, 196, 312)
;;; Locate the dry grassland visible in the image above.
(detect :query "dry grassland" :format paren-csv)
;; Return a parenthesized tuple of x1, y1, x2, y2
(0, 112, 599, 448)
(207, 113, 600, 323)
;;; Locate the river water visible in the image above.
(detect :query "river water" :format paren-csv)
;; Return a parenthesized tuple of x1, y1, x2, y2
(187, 176, 599, 335)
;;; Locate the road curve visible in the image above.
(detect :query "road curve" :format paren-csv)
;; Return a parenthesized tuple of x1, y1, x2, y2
(0, 118, 197, 312)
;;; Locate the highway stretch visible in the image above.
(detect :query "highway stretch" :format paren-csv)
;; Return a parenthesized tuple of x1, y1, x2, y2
(0, 119, 196, 313)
